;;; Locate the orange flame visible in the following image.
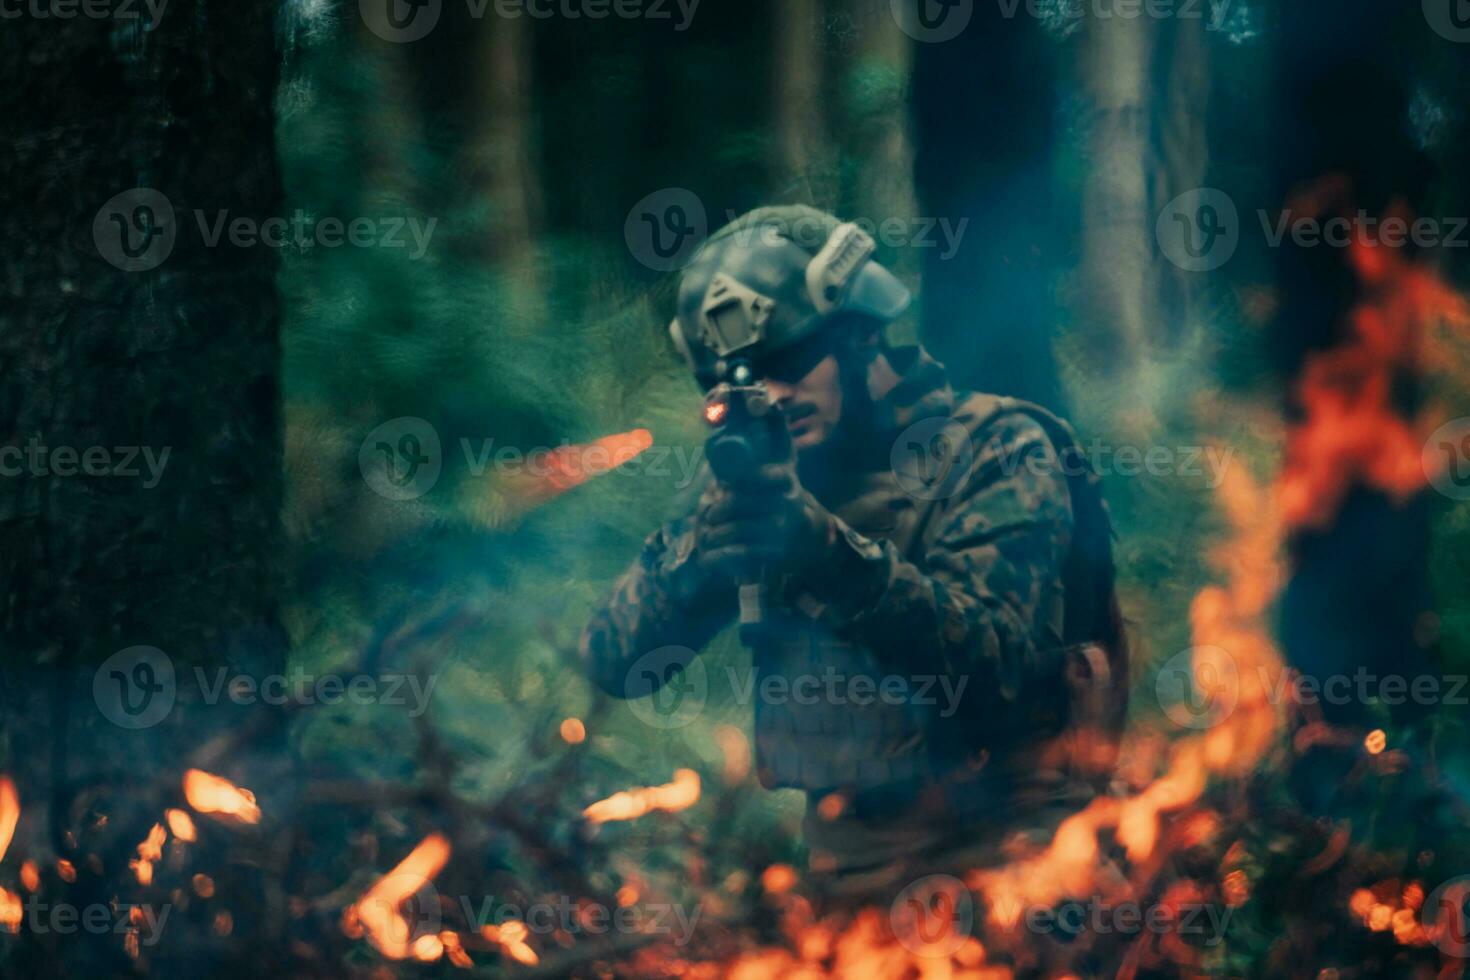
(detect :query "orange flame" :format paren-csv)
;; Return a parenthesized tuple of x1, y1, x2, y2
(481, 429, 657, 522)
(583, 769, 700, 825)
(482, 919, 539, 965)
(183, 770, 261, 824)
(165, 808, 198, 842)
(345, 832, 452, 961)
(130, 823, 167, 885)
(1278, 192, 1470, 530)
(0, 777, 18, 864)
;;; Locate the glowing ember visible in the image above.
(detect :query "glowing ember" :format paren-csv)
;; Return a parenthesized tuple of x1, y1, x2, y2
(0, 777, 18, 864)
(183, 769, 262, 824)
(18, 861, 38, 893)
(346, 832, 452, 961)
(130, 822, 168, 885)
(0, 889, 19, 932)
(583, 768, 700, 825)
(56, 860, 76, 883)
(1364, 729, 1386, 755)
(761, 864, 797, 896)
(559, 717, 586, 744)
(166, 808, 198, 842)
(482, 919, 539, 965)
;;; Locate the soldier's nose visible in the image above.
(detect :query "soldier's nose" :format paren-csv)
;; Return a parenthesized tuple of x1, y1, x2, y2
(764, 379, 795, 403)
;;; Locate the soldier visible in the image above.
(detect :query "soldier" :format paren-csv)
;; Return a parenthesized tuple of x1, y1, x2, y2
(581, 205, 1127, 899)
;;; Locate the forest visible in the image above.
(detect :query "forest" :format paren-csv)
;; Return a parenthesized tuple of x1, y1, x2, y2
(2, 0, 1470, 977)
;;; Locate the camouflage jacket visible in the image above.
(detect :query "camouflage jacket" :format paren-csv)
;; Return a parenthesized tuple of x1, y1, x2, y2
(581, 346, 1123, 821)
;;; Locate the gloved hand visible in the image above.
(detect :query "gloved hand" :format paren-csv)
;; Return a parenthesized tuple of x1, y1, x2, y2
(692, 462, 839, 586)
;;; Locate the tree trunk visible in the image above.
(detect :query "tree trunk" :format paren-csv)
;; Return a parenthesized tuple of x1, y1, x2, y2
(1077, 7, 1157, 368)
(0, 3, 286, 972)
(910, 5, 1065, 412)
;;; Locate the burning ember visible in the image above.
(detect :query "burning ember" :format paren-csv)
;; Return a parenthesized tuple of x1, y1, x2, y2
(344, 832, 452, 962)
(583, 768, 701, 825)
(183, 769, 262, 825)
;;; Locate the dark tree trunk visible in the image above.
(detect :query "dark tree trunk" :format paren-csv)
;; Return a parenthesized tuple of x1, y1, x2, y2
(0, 2, 286, 973)
(910, 6, 1065, 413)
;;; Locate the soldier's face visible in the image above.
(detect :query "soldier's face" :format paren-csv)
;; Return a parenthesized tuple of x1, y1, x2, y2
(763, 354, 843, 453)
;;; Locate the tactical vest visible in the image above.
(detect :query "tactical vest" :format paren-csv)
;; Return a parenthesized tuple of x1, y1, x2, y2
(751, 393, 1127, 811)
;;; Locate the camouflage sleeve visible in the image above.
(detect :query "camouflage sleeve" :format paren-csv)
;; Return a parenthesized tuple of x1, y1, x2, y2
(579, 513, 736, 698)
(801, 413, 1073, 709)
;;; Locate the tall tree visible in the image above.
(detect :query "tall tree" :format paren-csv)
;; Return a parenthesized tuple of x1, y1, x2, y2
(910, 5, 1066, 412)
(0, 2, 286, 972)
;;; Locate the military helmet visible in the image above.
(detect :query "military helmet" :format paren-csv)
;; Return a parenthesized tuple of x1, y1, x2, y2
(670, 206, 912, 387)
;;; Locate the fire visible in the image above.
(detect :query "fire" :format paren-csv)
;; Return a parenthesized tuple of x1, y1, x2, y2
(183, 769, 262, 824)
(165, 808, 198, 842)
(19, 861, 38, 893)
(1277, 190, 1470, 530)
(130, 823, 167, 885)
(469, 428, 656, 523)
(583, 768, 700, 825)
(345, 833, 452, 961)
(482, 920, 539, 965)
(0, 777, 18, 864)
